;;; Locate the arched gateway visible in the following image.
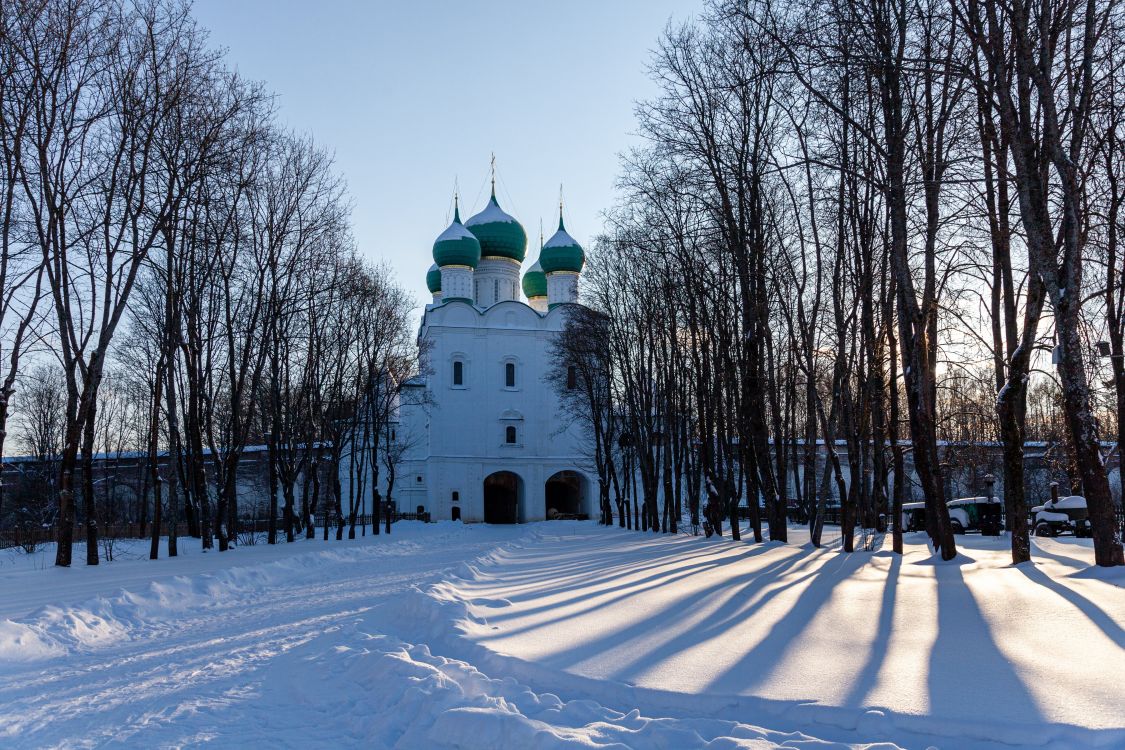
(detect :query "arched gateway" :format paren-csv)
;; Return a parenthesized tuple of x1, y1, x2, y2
(483, 471, 520, 523)
(545, 470, 583, 518)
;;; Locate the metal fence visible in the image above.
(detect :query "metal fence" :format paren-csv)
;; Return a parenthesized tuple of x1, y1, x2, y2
(0, 519, 280, 551)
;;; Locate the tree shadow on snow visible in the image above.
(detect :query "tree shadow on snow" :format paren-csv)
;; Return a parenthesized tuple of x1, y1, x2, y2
(1016, 563, 1125, 650)
(1030, 540, 1094, 571)
(516, 545, 821, 677)
(703, 549, 872, 694)
(589, 548, 835, 681)
(487, 537, 727, 596)
(841, 553, 901, 707)
(475, 543, 764, 629)
(478, 552, 757, 634)
(928, 563, 1042, 724)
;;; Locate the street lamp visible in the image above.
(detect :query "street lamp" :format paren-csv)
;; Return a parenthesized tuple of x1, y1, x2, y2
(981, 473, 1001, 536)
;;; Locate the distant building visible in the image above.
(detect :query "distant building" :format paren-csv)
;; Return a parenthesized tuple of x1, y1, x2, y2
(390, 184, 593, 523)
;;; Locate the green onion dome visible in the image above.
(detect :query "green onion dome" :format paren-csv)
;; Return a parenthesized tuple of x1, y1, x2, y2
(465, 192, 527, 262)
(522, 260, 547, 299)
(426, 263, 442, 294)
(432, 204, 481, 269)
(540, 212, 584, 273)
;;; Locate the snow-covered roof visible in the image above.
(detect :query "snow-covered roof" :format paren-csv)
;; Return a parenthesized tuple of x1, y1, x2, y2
(948, 496, 1000, 505)
(544, 228, 580, 248)
(435, 221, 477, 243)
(465, 198, 519, 226)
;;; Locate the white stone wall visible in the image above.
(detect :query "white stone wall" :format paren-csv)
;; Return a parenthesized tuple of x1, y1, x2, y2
(439, 265, 474, 301)
(473, 257, 521, 307)
(396, 300, 593, 522)
(546, 271, 579, 307)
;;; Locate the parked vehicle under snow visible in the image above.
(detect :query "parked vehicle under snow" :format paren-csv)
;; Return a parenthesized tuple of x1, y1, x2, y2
(946, 496, 1004, 535)
(1030, 495, 1091, 537)
(900, 496, 1003, 534)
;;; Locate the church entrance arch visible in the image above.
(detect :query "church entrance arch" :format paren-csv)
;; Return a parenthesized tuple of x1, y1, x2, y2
(545, 471, 583, 519)
(483, 471, 520, 524)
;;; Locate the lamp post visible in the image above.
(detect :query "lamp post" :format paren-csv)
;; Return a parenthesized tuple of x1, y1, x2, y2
(981, 473, 1001, 535)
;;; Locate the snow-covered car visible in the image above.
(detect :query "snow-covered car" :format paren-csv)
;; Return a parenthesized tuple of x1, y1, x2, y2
(946, 496, 1003, 534)
(901, 501, 926, 532)
(1030, 495, 1090, 537)
(900, 497, 1003, 534)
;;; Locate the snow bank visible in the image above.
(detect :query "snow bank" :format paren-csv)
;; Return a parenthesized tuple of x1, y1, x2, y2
(0, 534, 441, 663)
(307, 631, 886, 750)
(0, 619, 64, 662)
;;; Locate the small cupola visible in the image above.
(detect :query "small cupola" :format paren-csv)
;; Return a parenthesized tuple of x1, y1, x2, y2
(432, 199, 481, 269)
(540, 208, 584, 274)
(426, 263, 442, 298)
(522, 260, 547, 299)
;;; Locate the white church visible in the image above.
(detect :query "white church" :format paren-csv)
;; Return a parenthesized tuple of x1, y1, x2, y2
(390, 183, 593, 523)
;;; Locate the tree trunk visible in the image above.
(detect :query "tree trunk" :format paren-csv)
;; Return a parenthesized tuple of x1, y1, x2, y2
(82, 401, 99, 565)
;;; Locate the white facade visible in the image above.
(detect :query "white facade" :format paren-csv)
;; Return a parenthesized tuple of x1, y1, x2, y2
(473, 257, 521, 307)
(546, 270, 579, 309)
(439, 265, 473, 301)
(393, 298, 593, 523)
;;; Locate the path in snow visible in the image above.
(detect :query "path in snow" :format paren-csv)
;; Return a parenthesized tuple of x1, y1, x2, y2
(0, 524, 904, 749)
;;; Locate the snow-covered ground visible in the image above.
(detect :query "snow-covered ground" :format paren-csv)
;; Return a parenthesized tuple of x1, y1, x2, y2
(0, 523, 1122, 749)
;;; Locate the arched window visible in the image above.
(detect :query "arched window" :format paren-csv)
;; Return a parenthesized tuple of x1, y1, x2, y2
(453, 360, 464, 386)
(566, 365, 577, 390)
(505, 362, 516, 388)
(505, 425, 517, 444)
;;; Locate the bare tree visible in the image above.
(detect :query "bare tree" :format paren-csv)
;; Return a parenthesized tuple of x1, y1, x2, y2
(548, 303, 618, 525)
(956, 0, 1125, 566)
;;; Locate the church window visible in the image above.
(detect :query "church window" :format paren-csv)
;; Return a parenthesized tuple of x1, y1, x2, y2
(453, 360, 464, 386)
(506, 425, 517, 444)
(566, 365, 577, 390)
(505, 362, 516, 388)
(494, 279, 499, 299)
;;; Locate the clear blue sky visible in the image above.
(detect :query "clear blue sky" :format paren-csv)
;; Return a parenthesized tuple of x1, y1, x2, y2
(191, 0, 696, 309)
